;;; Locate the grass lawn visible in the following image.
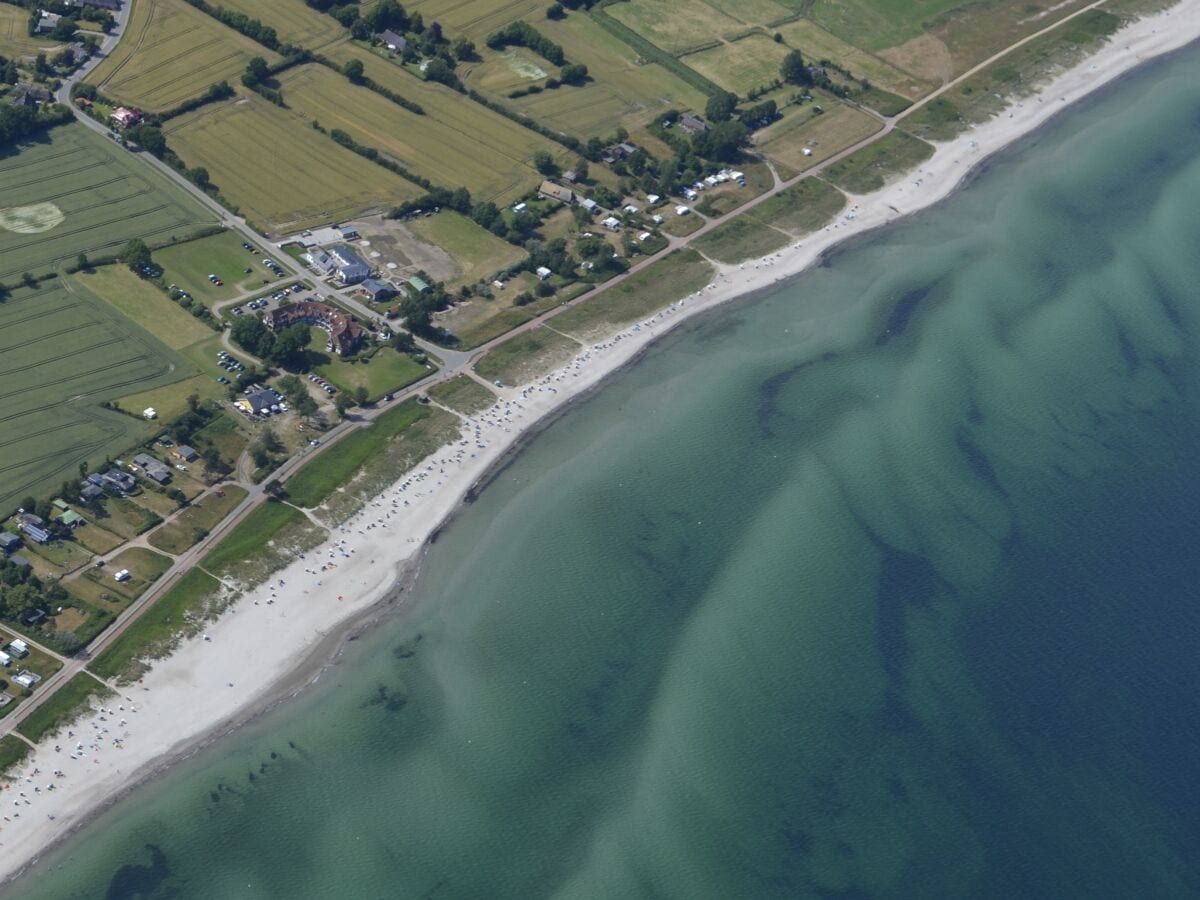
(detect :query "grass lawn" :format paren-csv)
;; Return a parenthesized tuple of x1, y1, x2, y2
(147, 484, 247, 555)
(439, 275, 572, 349)
(474, 327, 582, 387)
(0, 124, 215, 282)
(13, 534, 92, 577)
(775, 18, 933, 99)
(0, 625, 63, 687)
(821, 129, 935, 193)
(90, 496, 162, 540)
(685, 34, 793, 95)
(284, 400, 435, 508)
(84, 0, 280, 111)
(407, 212, 525, 288)
(694, 163, 774, 218)
(660, 212, 705, 238)
(428, 376, 498, 416)
(309, 335, 432, 402)
(77, 547, 173, 606)
(71, 523, 125, 556)
(808, 0, 977, 51)
(0, 735, 30, 777)
(606, 0, 745, 54)
(553, 249, 715, 341)
(756, 99, 883, 173)
(69, 266, 216, 350)
(0, 3, 59, 58)
(17, 673, 114, 743)
(746, 178, 848, 235)
(153, 231, 284, 308)
(200, 500, 305, 573)
(693, 217, 791, 265)
(88, 568, 223, 683)
(164, 92, 422, 233)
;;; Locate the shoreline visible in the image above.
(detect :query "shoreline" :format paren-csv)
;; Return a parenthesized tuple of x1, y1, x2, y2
(3, 7, 1199, 886)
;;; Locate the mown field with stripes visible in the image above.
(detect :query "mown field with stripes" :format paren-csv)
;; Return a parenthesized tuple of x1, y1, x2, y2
(0, 278, 195, 512)
(0, 124, 215, 282)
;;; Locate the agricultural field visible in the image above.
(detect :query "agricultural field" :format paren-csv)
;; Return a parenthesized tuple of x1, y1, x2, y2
(0, 3, 60, 58)
(774, 18, 935, 99)
(210, 0, 347, 48)
(684, 34, 794, 96)
(395, 0, 545, 41)
(295, 53, 564, 202)
(460, 11, 709, 140)
(164, 92, 422, 233)
(84, 0, 280, 111)
(0, 124, 215, 282)
(606, 0, 748, 54)
(0, 278, 195, 514)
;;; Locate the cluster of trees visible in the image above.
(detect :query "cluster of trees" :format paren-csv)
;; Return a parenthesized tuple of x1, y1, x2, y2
(0, 104, 40, 148)
(780, 49, 815, 87)
(275, 374, 320, 420)
(486, 21, 566, 66)
(705, 90, 778, 130)
(180, 0, 280, 50)
(0, 556, 67, 633)
(230, 316, 314, 370)
(168, 394, 231, 476)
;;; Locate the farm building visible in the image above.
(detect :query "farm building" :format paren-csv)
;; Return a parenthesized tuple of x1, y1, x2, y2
(0, 532, 20, 553)
(361, 278, 397, 302)
(680, 114, 709, 135)
(407, 276, 430, 295)
(539, 181, 575, 204)
(265, 301, 363, 356)
(132, 453, 172, 484)
(80, 483, 105, 502)
(172, 445, 199, 462)
(17, 518, 52, 545)
(52, 500, 85, 528)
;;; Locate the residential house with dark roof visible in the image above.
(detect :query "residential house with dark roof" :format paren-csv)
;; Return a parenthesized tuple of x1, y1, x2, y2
(361, 278, 397, 302)
(132, 453, 172, 484)
(538, 181, 575, 204)
(679, 113, 709, 135)
(0, 532, 21, 554)
(379, 30, 408, 53)
(173, 444, 199, 462)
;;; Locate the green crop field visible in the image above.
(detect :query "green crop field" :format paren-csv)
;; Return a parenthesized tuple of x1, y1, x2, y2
(85, 0, 280, 111)
(211, 0, 346, 48)
(164, 92, 422, 233)
(300, 54, 563, 203)
(396, 0, 544, 40)
(606, 0, 746, 54)
(0, 124, 215, 282)
(0, 278, 197, 513)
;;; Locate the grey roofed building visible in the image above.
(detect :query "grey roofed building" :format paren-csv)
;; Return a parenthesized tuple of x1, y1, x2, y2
(330, 244, 370, 285)
(10, 83, 53, 108)
(8, 555, 29, 569)
(98, 469, 136, 494)
(379, 30, 408, 53)
(361, 278, 397, 302)
(538, 180, 575, 204)
(34, 12, 61, 33)
(0, 532, 20, 553)
(305, 248, 336, 274)
(80, 483, 105, 502)
(173, 444, 199, 462)
(679, 113, 708, 135)
(242, 386, 279, 415)
(132, 453, 172, 484)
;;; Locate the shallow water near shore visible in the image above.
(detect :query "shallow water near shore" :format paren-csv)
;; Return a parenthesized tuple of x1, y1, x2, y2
(15, 44, 1200, 898)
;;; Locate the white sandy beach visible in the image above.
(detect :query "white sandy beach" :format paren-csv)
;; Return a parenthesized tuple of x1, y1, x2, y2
(1, 4, 1198, 883)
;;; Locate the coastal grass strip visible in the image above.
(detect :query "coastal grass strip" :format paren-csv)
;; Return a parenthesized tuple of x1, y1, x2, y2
(428, 376, 498, 416)
(821, 130, 935, 194)
(88, 568, 222, 683)
(474, 328, 582, 387)
(745, 178, 848, 236)
(552, 250, 716, 343)
(17, 674, 115, 744)
(0, 735, 30, 778)
(693, 217, 792, 265)
(284, 400, 433, 509)
(200, 499, 305, 573)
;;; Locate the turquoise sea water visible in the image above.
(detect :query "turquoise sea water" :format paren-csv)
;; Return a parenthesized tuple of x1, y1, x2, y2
(15, 45, 1200, 898)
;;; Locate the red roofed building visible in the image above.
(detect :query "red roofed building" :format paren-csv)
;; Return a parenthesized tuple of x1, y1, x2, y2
(265, 301, 364, 356)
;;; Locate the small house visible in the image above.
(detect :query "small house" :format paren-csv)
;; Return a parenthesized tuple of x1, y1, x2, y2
(99, 469, 136, 494)
(20, 608, 47, 627)
(80, 483, 105, 502)
(34, 12, 61, 34)
(680, 113, 708, 135)
(0, 532, 20, 554)
(54, 506, 85, 529)
(173, 445, 199, 463)
(110, 106, 143, 129)
(132, 453, 172, 484)
(379, 30, 408, 54)
(305, 248, 335, 273)
(538, 181, 575, 205)
(652, 214, 664, 225)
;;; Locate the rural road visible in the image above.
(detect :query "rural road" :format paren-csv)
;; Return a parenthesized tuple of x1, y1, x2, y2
(7, 0, 1116, 739)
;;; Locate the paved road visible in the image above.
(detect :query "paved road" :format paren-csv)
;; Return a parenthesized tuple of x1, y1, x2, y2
(7, 0, 1118, 740)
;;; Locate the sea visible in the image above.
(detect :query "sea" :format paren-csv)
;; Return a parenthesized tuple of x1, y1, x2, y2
(12, 43, 1200, 900)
